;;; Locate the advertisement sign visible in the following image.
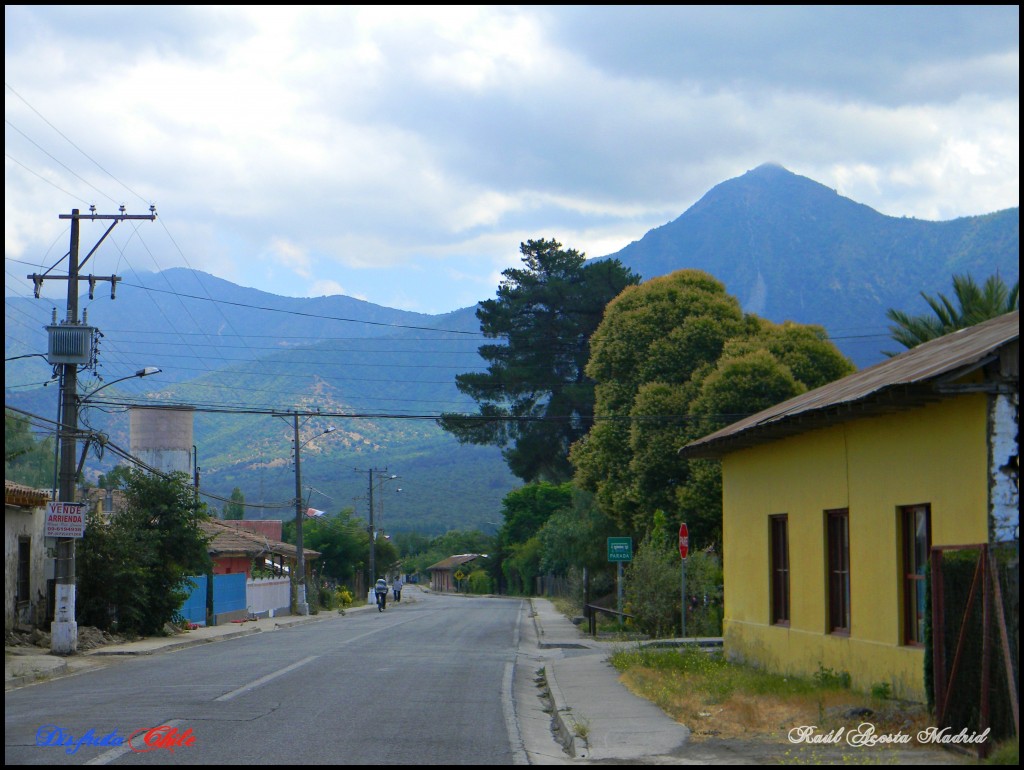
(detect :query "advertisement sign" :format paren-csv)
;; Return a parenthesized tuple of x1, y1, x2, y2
(45, 502, 86, 538)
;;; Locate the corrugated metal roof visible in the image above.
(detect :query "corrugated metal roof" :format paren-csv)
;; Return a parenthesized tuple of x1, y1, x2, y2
(681, 310, 1019, 458)
(427, 554, 483, 571)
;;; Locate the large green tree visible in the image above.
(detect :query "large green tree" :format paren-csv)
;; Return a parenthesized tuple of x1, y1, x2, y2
(571, 269, 854, 543)
(494, 481, 574, 594)
(885, 272, 1019, 353)
(439, 239, 640, 483)
(290, 508, 370, 585)
(77, 469, 211, 635)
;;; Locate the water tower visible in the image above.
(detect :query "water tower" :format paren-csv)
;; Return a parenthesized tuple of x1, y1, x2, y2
(129, 406, 194, 476)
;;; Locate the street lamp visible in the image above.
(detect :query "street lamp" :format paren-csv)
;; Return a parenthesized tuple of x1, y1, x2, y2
(79, 367, 162, 402)
(289, 415, 336, 615)
(51, 365, 161, 655)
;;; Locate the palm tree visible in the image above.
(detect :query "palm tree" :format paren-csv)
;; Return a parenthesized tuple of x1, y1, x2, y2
(885, 273, 1019, 354)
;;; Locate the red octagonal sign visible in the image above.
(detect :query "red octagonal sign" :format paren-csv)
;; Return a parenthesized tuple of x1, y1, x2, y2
(679, 523, 689, 560)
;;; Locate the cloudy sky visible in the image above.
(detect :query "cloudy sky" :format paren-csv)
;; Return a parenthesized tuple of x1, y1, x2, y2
(5, 5, 1019, 315)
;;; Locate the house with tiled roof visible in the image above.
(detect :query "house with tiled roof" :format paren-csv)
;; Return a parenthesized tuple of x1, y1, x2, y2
(200, 519, 320, 578)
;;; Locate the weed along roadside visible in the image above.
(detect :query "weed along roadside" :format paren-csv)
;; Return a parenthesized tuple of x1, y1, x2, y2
(609, 645, 1015, 764)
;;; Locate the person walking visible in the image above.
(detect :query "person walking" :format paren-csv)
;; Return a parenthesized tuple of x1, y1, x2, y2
(392, 575, 403, 603)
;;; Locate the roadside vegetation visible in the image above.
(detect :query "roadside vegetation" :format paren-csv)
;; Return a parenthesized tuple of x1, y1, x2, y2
(612, 646, 925, 744)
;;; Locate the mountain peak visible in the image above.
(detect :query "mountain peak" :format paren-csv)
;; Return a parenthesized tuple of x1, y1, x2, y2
(748, 161, 790, 175)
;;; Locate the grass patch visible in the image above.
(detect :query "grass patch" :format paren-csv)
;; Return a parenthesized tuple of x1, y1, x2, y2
(610, 646, 933, 747)
(984, 738, 1018, 765)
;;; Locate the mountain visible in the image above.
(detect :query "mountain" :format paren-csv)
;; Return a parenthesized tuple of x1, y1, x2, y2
(597, 163, 1019, 367)
(6, 164, 1018, 531)
(5, 274, 518, 535)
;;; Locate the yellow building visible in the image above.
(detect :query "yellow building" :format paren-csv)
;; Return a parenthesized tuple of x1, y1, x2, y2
(680, 311, 1018, 701)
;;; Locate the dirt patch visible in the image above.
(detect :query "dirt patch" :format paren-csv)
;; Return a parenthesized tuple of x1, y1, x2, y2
(5, 625, 130, 652)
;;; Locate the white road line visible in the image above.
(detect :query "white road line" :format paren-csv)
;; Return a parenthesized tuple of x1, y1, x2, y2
(215, 655, 320, 702)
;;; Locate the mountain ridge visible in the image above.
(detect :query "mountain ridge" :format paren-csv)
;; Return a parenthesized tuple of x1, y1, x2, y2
(6, 163, 1018, 533)
(596, 164, 1019, 366)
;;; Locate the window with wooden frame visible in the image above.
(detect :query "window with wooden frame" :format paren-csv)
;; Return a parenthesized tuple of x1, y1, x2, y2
(826, 508, 850, 634)
(901, 504, 931, 646)
(769, 515, 790, 626)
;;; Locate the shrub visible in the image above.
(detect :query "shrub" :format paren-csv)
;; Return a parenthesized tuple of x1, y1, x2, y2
(467, 569, 493, 594)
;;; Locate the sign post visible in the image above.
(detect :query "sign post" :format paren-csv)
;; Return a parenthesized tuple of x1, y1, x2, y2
(608, 537, 633, 627)
(679, 523, 689, 639)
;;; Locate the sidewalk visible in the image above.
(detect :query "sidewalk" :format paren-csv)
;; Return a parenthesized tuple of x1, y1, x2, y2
(523, 598, 972, 765)
(525, 597, 692, 762)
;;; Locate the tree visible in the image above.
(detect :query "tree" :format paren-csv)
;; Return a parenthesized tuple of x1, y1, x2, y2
(294, 508, 369, 585)
(493, 482, 573, 593)
(439, 238, 640, 483)
(77, 468, 211, 635)
(224, 487, 245, 520)
(537, 488, 619, 577)
(97, 464, 133, 491)
(885, 272, 1019, 353)
(4, 410, 55, 489)
(571, 269, 854, 541)
(570, 270, 747, 535)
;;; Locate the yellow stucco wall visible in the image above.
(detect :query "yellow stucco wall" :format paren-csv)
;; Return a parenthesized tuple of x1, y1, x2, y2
(721, 395, 989, 701)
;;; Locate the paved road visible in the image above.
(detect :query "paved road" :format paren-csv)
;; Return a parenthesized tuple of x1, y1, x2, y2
(5, 592, 527, 765)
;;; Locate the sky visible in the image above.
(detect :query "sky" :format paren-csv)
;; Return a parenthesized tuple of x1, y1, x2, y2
(5, 5, 1019, 316)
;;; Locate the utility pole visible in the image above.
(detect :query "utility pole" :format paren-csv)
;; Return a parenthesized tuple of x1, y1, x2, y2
(356, 467, 389, 603)
(293, 413, 308, 615)
(285, 413, 334, 615)
(29, 206, 156, 654)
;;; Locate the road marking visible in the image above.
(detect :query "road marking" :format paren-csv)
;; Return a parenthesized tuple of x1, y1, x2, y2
(86, 719, 184, 765)
(215, 655, 319, 702)
(504, 600, 529, 765)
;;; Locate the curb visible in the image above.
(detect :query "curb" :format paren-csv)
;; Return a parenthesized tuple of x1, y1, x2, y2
(544, 659, 586, 759)
(6, 659, 68, 689)
(528, 599, 587, 759)
(89, 624, 264, 656)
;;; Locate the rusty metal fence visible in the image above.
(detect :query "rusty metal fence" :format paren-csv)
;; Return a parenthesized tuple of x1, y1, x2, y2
(929, 542, 1019, 758)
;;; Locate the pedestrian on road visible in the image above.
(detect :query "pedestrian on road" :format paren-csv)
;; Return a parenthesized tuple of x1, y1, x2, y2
(393, 575, 403, 603)
(374, 577, 388, 611)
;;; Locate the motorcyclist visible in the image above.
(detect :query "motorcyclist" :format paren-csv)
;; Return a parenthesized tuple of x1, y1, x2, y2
(374, 577, 388, 611)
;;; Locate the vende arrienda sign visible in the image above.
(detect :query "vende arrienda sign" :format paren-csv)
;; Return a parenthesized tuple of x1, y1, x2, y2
(45, 502, 86, 538)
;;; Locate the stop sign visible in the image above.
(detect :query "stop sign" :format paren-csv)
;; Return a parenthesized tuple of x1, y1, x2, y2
(679, 523, 689, 560)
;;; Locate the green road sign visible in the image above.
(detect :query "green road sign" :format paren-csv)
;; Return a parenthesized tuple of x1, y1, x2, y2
(607, 537, 633, 562)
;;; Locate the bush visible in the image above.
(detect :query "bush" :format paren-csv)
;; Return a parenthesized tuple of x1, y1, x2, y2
(467, 569, 493, 594)
(624, 528, 680, 638)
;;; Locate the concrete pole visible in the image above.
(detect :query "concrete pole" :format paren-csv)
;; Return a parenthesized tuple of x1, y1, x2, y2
(293, 413, 308, 615)
(51, 210, 81, 655)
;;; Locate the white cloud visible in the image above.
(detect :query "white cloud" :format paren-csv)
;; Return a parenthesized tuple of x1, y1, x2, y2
(4, 4, 1018, 314)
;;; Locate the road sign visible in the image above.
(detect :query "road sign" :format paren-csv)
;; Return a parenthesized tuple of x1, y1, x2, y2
(607, 537, 633, 562)
(45, 502, 86, 538)
(679, 523, 689, 560)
